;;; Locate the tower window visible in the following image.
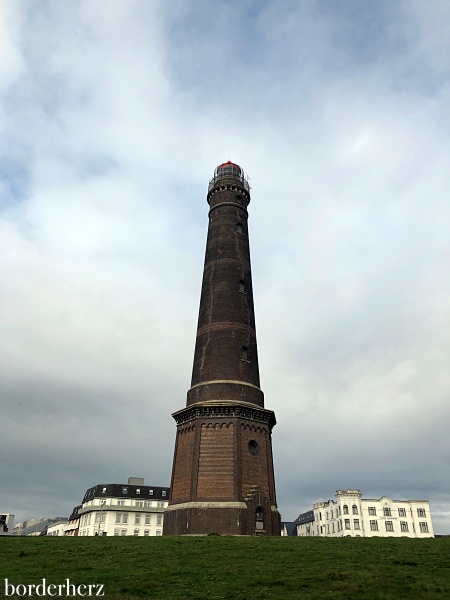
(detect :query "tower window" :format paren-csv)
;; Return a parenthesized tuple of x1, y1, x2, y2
(256, 507, 263, 521)
(240, 346, 249, 361)
(236, 194, 243, 201)
(248, 440, 259, 455)
(236, 222, 243, 234)
(239, 280, 246, 293)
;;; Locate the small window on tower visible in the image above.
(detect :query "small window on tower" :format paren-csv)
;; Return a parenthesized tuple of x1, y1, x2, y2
(240, 346, 249, 361)
(239, 280, 245, 293)
(236, 194, 243, 201)
(236, 222, 243, 234)
(248, 440, 259, 455)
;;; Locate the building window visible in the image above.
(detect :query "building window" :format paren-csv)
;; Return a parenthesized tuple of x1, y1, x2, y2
(157, 515, 163, 525)
(383, 507, 391, 517)
(239, 280, 246, 293)
(144, 530, 149, 536)
(133, 529, 139, 536)
(368, 507, 377, 516)
(344, 519, 350, 530)
(354, 519, 360, 530)
(162, 491, 167, 497)
(156, 530, 162, 536)
(419, 522, 429, 533)
(400, 521, 409, 532)
(385, 521, 394, 532)
(135, 501, 143, 507)
(149, 490, 154, 496)
(114, 529, 120, 536)
(417, 508, 426, 518)
(122, 513, 128, 524)
(135, 514, 141, 525)
(332, 523, 335, 533)
(236, 222, 243, 234)
(121, 530, 127, 536)
(157, 501, 164, 508)
(398, 508, 406, 517)
(145, 514, 151, 525)
(343, 505, 349, 515)
(122, 488, 128, 494)
(136, 489, 141, 495)
(115, 514, 121, 524)
(144, 501, 152, 508)
(352, 505, 358, 515)
(102, 487, 107, 493)
(370, 520, 378, 531)
(240, 346, 249, 361)
(117, 500, 126, 506)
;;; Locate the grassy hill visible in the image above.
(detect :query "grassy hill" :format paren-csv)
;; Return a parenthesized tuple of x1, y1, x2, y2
(0, 536, 449, 599)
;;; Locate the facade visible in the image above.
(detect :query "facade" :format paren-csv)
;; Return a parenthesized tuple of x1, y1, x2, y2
(295, 489, 434, 538)
(164, 162, 280, 536)
(0, 513, 14, 535)
(64, 505, 81, 536)
(78, 477, 169, 537)
(45, 521, 68, 536)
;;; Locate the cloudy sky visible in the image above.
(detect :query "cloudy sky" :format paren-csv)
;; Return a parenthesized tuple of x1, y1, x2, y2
(1, 0, 450, 533)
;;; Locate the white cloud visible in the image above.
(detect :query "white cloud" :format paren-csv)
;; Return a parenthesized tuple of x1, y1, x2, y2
(1, 1, 449, 533)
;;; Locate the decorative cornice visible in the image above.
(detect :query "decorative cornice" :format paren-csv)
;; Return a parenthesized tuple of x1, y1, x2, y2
(166, 501, 247, 511)
(172, 402, 276, 428)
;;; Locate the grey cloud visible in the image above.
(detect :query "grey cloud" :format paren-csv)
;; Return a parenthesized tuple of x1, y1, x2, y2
(1, 1, 449, 532)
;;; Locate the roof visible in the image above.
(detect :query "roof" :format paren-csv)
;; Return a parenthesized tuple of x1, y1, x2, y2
(281, 522, 298, 536)
(82, 483, 170, 504)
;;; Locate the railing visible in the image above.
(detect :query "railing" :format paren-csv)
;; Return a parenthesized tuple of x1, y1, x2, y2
(208, 170, 250, 193)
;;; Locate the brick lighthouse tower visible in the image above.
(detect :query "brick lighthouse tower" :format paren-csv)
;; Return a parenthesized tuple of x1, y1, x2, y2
(163, 161, 281, 536)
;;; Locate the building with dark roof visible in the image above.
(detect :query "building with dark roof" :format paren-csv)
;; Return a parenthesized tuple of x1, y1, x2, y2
(78, 477, 169, 537)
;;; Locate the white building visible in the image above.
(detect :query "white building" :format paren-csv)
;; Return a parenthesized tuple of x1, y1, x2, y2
(295, 489, 434, 538)
(77, 477, 169, 537)
(46, 521, 67, 536)
(0, 514, 15, 535)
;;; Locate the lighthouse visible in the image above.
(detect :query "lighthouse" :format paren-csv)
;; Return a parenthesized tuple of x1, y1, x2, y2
(163, 162, 280, 536)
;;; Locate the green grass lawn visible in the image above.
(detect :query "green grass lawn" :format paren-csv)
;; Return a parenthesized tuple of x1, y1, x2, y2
(0, 536, 449, 599)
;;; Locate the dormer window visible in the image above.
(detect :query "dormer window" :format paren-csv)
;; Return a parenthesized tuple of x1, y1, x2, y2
(122, 487, 128, 494)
